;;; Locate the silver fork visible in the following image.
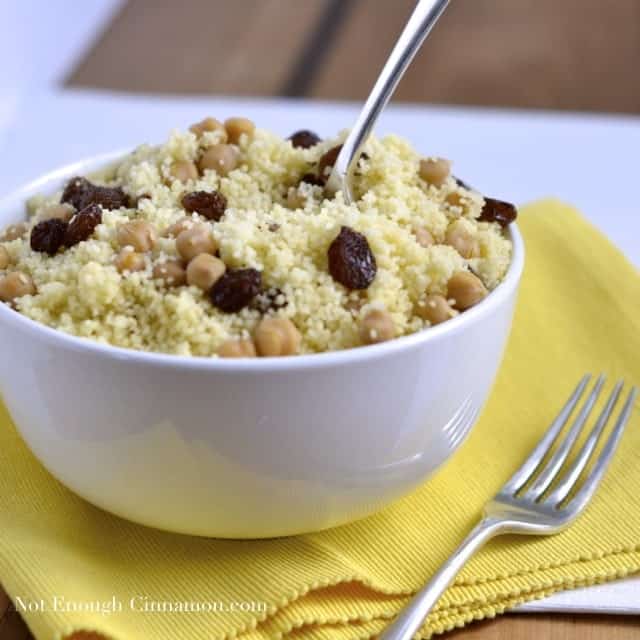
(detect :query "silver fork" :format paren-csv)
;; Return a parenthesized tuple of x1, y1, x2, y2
(380, 374, 638, 640)
(326, 0, 450, 204)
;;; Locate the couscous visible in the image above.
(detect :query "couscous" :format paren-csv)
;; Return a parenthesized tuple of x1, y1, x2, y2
(0, 117, 516, 357)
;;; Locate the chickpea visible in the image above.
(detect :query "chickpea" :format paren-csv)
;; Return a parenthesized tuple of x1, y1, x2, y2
(447, 271, 487, 311)
(175, 224, 217, 262)
(169, 160, 198, 183)
(163, 217, 195, 238)
(152, 260, 187, 287)
(0, 246, 9, 270)
(414, 227, 434, 248)
(359, 309, 395, 345)
(0, 271, 35, 302)
(117, 220, 158, 253)
(218, 338, 257, 358)
(38, 204, 73, 223)
(445, 220, 480, 259)
(1, 222, 28, 242)
(446, 191, 463, 206)
(186, 253, 226, 291)
(198, 144, 240, 176)
(189, 117, 227, 141)
(115, 248, 146, 273)
(224, 117, 255, 144)
(416, 294, 455, 325)
(254, 317, 301, 357)
(419, 157, 451, 187)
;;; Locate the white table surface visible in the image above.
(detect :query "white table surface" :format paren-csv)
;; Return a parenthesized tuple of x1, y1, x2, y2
(0, 1, 122, 92)
(0, 91, 637, 615)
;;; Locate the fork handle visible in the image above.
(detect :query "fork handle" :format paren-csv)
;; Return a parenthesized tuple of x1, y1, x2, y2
(379, 517, 505, 640)
(326, 0, 450, 202)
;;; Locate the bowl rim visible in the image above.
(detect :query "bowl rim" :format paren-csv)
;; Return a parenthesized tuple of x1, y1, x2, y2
(0, 151, 525, 372)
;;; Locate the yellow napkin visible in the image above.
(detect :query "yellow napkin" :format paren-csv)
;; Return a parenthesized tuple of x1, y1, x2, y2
(1, 201, 639, 640)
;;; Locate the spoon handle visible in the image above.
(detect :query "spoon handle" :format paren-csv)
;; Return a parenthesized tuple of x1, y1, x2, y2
(327, 0, 450, 202)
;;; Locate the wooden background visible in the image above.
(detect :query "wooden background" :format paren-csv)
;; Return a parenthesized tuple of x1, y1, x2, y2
(3, 1, 640, 638)
(67, 0, 640, 113)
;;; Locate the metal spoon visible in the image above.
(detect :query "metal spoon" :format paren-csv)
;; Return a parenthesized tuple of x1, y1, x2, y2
(326, 0, 450, 203)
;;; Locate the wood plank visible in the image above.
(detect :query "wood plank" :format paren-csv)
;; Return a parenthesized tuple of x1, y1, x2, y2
(311, 0, 640, 113)
(67, 0, 329, 95)
(67, 0, 640, 113)
(449, 614, 640, 639)
(0, 589, 9, 621)
(0, 595, 32, 640)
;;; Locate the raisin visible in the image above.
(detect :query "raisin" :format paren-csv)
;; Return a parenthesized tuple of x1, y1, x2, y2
(92, 185, 129, 210)
(318, 145, 342, 179)
(210, 268, 262, 313)
(250, 287, 288, 313)
(61, 177, 92, 209)
(61, 176, 128, 211)
(268, 222, 280, 232)
(289, 130, 322, 149)
(328, 226, 377, 290)
(317, 146, 368, 180)
(64, 204, 103, 247)
(30, 219, 68, 255)
(182, 190, 227, 221)
(299, 172, 325, 187)
(478, 197, 517, 227)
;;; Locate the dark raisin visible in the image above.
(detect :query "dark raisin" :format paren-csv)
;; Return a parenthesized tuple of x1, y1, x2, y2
(289, 130, 322, 149)
(328, 226, 377, 290)
(61, 177, 92, 209)
(318, 146, 368, 180)
(478, 197, 517, 227)
(64, 204, 103, 247)
(268, 222, 280, 232)
(299, 172, 325, 187)
(182, 190, 227, 221)
(250, 287, 288, 313)
(92, 185, 129, 210)
(30, 219, 68, 255)
(61, 176, 128, 211)
(318, 145, 342, 179)
(210, 268, 262, 313)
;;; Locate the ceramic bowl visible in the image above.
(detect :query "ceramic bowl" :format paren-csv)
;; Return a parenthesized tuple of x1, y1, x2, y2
(0, 154, 525, 538)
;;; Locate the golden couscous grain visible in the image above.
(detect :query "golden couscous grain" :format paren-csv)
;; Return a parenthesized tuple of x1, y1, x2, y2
(4, 121, 514, 356)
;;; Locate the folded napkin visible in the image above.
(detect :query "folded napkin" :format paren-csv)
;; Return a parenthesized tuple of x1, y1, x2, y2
(0, 201, 638, 640)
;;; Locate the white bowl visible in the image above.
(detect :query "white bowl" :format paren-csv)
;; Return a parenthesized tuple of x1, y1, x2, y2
(0, 154, 524, 538)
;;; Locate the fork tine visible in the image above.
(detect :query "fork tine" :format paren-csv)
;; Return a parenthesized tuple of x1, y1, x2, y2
(564, 386, 637, 515)
(501, 374, 591, 494)
(545, 381, 624, 506)
(524, 375, 606, 500)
